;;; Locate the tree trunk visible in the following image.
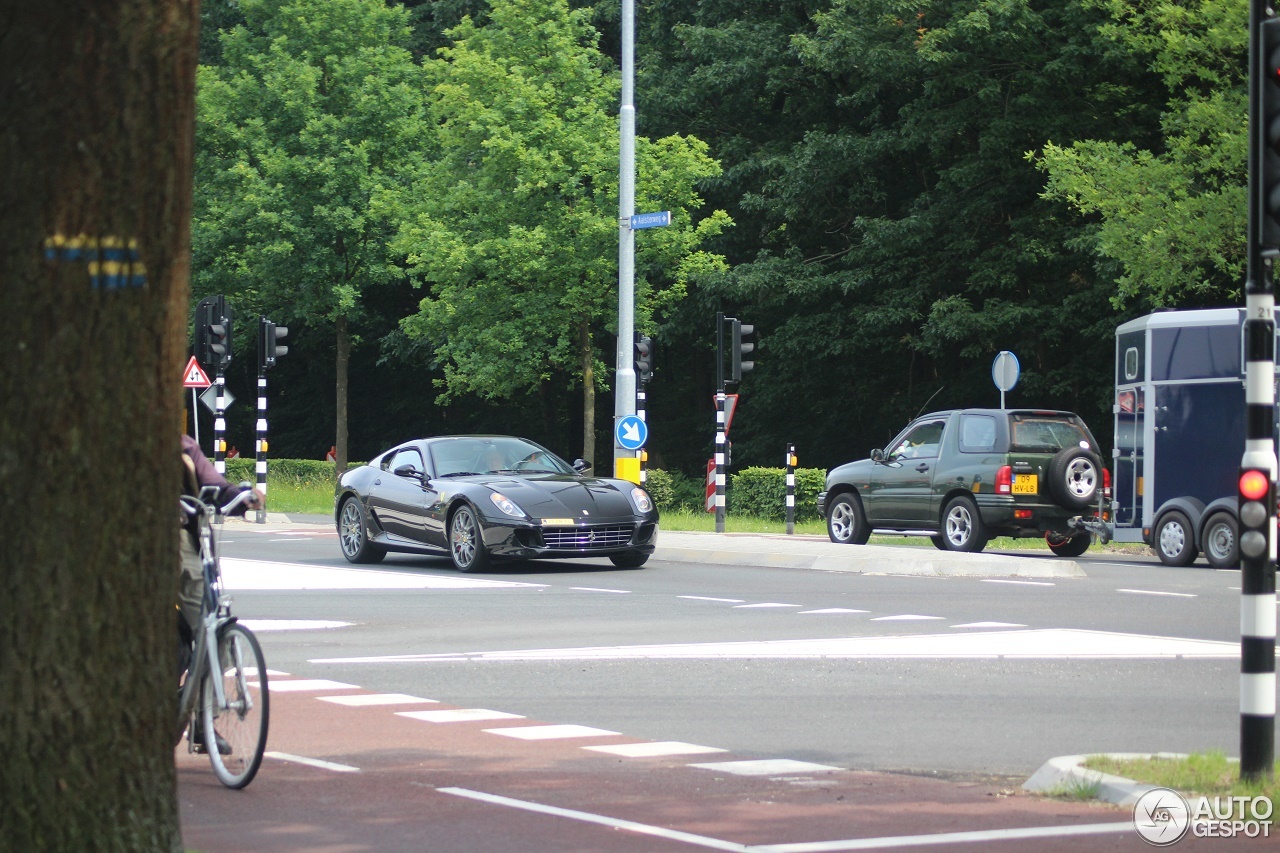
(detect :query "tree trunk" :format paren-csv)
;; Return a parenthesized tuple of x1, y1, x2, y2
(0, 3, 198, 850)
(335, 314, 351, 476)
(580, 319, 595, 468)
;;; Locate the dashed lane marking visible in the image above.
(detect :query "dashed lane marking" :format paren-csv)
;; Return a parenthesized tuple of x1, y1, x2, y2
(318, 693, 438, 706)
(571, 587, 631, 593)
(981, 579, 1055, 587)
(221, 557, 544, 590)
(398, 708, 525, 723)
(263, 678, 359, 692)
(483, 724, 620, 740)
(1117, 588, 1197, 598)
(583, 741, 728, 758)
(680, 596, 746, 602)
(309, 628, 1239, 663)
(688, 759, 841, 777)
(264, 751, 359, 773)
(239, 619, 352, 632)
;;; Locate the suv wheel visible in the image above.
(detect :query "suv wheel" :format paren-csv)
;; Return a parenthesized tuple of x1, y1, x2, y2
(1201, 511, 1238, 569)
(1154, 510, 1198, 567)
(826, 493, 870, 545)
(1047, 447, 1102, 511)
(941, 495, 987, 553)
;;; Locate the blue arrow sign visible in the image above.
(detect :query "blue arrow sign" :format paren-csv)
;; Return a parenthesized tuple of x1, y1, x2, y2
(616, 415, 649, 450)
(630, 211, 671, 230)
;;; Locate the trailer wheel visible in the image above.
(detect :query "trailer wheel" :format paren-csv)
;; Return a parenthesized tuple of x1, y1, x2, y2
(1201, 511, 1238, 569)
(1154, 510, 1198, 567)
(1047, 447, 1102, 511)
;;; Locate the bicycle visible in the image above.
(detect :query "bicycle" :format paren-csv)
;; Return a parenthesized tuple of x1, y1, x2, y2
(177, 486, 270, 789)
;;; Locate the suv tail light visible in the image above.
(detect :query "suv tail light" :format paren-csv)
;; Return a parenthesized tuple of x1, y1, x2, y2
(996, 465, 1013, 495)
(1103, 466, 1112, 499)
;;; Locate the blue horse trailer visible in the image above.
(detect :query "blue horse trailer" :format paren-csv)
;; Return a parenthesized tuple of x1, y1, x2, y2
(1108, 308, 1266, 567)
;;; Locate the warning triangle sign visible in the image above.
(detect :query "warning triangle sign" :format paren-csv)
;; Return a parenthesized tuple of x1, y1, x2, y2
(182, 355, 212, 389)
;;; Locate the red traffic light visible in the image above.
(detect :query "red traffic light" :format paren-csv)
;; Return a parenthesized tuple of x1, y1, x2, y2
(1240, 469, 1270, 501)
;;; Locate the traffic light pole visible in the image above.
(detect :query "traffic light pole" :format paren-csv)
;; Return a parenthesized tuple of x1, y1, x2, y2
(1241, 0, 1277, 781)
(255, 374, 267, 524)
(714, 312, 726, 533)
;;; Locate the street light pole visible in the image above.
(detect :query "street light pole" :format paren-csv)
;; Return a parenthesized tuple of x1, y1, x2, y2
(613, 0, 638, 481)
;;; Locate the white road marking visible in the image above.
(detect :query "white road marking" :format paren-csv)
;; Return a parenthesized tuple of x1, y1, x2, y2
(220, 557, 544, 590)
(310, 629, 1239, 663)
(483, 724, 619, 740)
(398, 708, 525, 723)
(981, 579, 1055, 587)
(689, 759, 840, 776)
(318, 693, 438, 706)
(583, 742, 728, 758)
(680, 596, 746, 603)
(439, 787, 1134, 851)
(754, 822, 1135, 851)
(799, 609, 869, 614)
(1117, 589, 1197, 598)
(951, 622, 1026, 629)
(264, 679, 359, 692)
(264, 751, 359, 773)
(734, 603, 802, 609)
(438, 787, 751, 851)
(870, 615, 944, 621)
(238, 619, 352, 632)
(571, 587, 630, 593)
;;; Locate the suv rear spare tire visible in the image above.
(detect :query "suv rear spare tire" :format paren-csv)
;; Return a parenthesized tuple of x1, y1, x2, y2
(1047, 447, 1102, 511)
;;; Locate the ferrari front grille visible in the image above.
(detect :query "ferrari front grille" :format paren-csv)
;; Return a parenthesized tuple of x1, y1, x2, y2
(541, 524, 634, 549)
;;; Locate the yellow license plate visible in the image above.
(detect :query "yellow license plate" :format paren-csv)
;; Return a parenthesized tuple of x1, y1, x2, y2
(1012, 474, 1038, 495)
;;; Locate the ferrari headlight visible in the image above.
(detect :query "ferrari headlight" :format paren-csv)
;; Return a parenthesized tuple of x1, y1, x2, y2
(630, 486, 654, 513)
(489, 492, 526, 518)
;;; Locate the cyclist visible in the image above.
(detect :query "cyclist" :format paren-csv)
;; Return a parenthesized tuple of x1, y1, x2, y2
(180, 434, 262, 752)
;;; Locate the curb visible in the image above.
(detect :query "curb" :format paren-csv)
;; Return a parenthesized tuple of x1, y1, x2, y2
(1023, 753, 1187, 806)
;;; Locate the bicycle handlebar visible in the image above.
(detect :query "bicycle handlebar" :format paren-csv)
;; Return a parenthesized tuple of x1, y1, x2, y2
(180, 485, 258, 519)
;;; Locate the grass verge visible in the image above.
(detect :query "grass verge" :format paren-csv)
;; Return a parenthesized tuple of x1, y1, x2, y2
(1082, 752, 1279, 809)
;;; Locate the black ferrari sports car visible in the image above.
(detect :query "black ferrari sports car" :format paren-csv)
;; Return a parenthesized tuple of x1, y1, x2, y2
(335, 435, 659, 571)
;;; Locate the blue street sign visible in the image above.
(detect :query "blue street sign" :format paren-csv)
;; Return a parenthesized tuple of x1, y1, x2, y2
(616, 415, 648, 450)
(630, 211, 671, 230)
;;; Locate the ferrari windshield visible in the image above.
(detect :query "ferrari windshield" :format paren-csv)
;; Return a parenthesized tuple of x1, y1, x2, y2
(428, 437, 575, 476)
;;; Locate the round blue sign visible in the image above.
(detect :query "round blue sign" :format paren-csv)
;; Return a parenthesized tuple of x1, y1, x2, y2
(616, 415, 648, 450)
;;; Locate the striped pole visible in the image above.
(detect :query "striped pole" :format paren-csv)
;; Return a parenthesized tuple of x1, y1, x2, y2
(212, 372, 226, 525)
(714, 392, 726, 533)
(637, 385, 647, 484)
(255, 375, 268, 524)
(1242, 0, 1277, 781)
(785, 443, 796, 536)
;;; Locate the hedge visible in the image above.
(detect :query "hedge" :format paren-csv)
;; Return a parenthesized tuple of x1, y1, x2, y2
(222, 458, 352, 486)
(645, 466, 826, 520)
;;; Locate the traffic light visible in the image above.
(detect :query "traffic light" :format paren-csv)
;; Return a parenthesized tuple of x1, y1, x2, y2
(1238, 467, 1274, 561)
(635, 334, 653, 384)
(1258, 17, 1280, 249)
(193, 295, 231, 369)
(730, 318, 755, 382)
(258, 316, 289, 371)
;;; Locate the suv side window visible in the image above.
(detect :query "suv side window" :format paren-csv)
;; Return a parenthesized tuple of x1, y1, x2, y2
(958, 414, 997, 453)
(890, 420, 945, 460)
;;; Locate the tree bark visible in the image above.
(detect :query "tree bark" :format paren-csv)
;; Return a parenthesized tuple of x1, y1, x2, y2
(0, 2, 198, 850)
(335, 313, 350, 476)
(580, 319, 595, 468)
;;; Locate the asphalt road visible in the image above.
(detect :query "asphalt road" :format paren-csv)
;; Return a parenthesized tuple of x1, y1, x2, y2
(213, 521, 1261, 777)
(176, 520, 1275, 851)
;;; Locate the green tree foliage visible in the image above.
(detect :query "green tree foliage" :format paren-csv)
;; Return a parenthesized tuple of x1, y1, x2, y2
(193, 0, 431, 470)
(395, 0, 729, 465)
(640, 0, 1165, 469)
(1034, 0, 1246, 307)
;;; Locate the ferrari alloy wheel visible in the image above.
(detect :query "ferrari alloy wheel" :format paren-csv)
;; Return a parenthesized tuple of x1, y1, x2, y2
(338, 499, 386, 564)
(449, 505, 490, 573)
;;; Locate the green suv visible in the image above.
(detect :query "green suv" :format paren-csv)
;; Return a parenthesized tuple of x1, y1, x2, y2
(816, 409, 1108, 556)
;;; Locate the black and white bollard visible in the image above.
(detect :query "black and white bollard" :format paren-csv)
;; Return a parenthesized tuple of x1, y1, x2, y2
(714, 392, 726, 533)
(785, 444, 796, 535)
(255, 375, 268, 524)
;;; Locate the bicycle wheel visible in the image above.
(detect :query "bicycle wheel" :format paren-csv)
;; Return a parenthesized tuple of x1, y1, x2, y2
(202, 622, 269, 788)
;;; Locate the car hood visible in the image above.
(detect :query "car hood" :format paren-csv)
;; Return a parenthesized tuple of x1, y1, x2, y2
(449, 474, 645, 519)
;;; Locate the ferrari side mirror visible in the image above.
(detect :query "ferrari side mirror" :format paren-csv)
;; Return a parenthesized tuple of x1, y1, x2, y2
(572, 458, 591, 473)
